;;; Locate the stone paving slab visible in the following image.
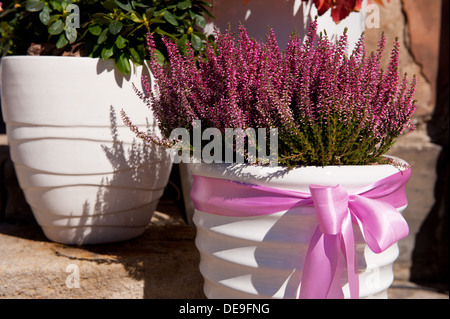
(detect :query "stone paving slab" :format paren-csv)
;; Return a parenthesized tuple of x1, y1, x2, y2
(0, 200, 205, 299)
(389, 279, 449, 299)
(0, 198, 448, 300)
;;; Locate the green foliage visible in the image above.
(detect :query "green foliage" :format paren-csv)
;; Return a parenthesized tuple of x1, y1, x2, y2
(85, 0, 213, 74)
(0, 0, 213, 74)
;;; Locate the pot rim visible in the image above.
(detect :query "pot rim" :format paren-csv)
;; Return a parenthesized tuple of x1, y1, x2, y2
(189, 155, 409, 191)
(0, 55, 102, 62)
(190, 155, 408, 171)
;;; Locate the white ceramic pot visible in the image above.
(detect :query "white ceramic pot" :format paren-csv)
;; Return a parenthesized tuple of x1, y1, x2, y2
(0, 56, 172, 245)
(190, 160, 408, 299)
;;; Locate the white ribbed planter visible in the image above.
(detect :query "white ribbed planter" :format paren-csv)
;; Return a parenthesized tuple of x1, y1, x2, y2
(0, 56, 172, 245)
(190, 160, 408, 299)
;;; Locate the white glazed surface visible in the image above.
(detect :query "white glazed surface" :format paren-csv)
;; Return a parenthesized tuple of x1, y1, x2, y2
(191, 161, 407, 299)
(1, 56, 172, 245)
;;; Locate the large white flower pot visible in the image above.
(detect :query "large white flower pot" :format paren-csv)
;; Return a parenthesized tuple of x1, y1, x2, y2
(0, 56, 172, 245)
(190, 160, 409, 299)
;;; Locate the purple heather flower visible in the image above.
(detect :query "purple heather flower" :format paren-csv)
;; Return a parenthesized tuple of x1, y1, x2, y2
(123, 20, 418, 166)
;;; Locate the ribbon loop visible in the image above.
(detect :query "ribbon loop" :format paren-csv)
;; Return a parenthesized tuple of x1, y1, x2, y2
(349, 194, 409, 253)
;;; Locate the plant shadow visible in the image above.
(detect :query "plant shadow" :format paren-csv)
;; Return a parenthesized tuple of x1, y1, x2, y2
(49, 105, 172, 245)
(57, 106, 205, 298)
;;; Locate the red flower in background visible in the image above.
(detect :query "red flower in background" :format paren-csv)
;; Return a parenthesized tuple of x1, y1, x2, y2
(243, 0, 390, 23)
(312, 0, 363, 23)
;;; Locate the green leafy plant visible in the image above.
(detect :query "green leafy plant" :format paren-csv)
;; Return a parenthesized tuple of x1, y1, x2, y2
(85, 0, 213, 73)
(0, 0, 213, 74)
(1, 0, 95, 56)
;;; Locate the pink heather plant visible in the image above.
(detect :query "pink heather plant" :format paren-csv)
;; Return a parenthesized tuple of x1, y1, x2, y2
(122, 19, 417, 167)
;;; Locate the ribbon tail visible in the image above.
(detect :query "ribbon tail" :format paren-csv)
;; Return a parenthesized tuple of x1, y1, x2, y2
(299, 226, 341, 299)
(341, 213, 359, 299)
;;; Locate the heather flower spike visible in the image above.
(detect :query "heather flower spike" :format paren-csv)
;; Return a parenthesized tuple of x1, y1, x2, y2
(123, 20, 417, 167)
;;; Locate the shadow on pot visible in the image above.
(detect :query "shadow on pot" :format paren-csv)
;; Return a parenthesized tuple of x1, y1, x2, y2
(95, 59, 132, 88)
(36, 106, 173, 245)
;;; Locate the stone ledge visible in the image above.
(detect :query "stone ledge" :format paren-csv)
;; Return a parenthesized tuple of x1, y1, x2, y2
(0, 200, 205, 299)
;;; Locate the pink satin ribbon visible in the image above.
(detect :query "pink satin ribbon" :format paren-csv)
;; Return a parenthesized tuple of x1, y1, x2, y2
(191, 167, 411, 299)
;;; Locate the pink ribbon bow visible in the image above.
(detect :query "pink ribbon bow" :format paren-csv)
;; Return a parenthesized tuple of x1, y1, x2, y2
(191, 167, 411, 299)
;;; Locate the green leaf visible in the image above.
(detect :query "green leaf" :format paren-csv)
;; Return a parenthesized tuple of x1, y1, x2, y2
(130, 12, 143, 23)
(129, 47, 142, 65)
(101, 44, 115, 60)
(198, 0, 212, 7)
(132, 1, 149, 9)
(188, 9, 196, 20)
(56, 33, 68, 48)
(190, 33, 202, 51)
(174, 12, 188, 21)
(88, 44, 101, 57)
(114, 0, 132, 12)
(177, 34, 188, 49)
(148, 18, 166, 24)
(98, 28, 109, 44)
(145, 8, 155, 18)
(177, 0, 192, 10)
(26, 0, 45, 12)
(89, 25, 103, 36)
(154, 27, 177, 40)
(39, 5, 51, 25)
(48, 20, 65, 35)
(195, 14, 206, 28)
(115, 35, 127, 49)
(103, 0, 118, 11)
(153, 9, 165, 17)
(49, 0, 62, 11)
(116, 54, 131, 75)
(109, 20, 123, 35)
(153, 49, 166, 66)
(163, 11, 178, 26)
(65, 27, 77, 43)
(92, 12, 108, 21)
